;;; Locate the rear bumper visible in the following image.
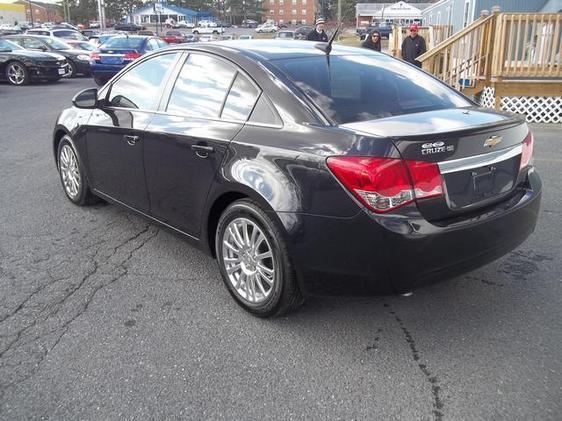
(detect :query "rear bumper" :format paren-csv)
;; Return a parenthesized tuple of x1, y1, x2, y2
(90, 63, 125, 78)
(282, 169, 542, 296)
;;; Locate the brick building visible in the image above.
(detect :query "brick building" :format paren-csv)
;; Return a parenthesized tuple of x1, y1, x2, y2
(14, 0, 61, 24)
(262, 0, 317, 26)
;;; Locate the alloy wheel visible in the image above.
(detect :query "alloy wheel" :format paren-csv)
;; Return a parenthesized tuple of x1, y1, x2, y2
(7, 63, 26, 85)
(222, 217, 276, 304)
(59, 144, 81, 199)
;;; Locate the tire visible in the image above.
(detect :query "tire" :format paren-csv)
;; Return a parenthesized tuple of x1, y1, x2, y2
(193, 30, 199, 34)
(57, 136, 97, 206)
(215, 199, 304, 317)
(93, 76, 106, 86)
(67, 60, 77, 78)
(5, 61, 29, 86)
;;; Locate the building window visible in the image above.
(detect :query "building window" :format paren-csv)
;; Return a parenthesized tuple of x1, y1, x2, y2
(292, 0, 297, 4)
(279, 9, 284, 15)
(301, 19, 307, 25)
(291, 19, 297, 25)
(270, 9, 274, 14)
(462, 0, 470, 27)
(291, 9, 296, 15)
(302, 0, 306, 4)
(301, 9, 306, 15)
(269, 0, 274, 3)
(279, 0, 284, 5)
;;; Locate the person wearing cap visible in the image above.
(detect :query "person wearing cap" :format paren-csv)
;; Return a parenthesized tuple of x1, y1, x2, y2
(401, 23, 427, 67)
(307, 18, 328, 42)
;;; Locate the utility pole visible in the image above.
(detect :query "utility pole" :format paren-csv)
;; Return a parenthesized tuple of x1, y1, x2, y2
(28, 1, 34, 26)
(97, 0, 103, 30)
(337, 0, 341, 25)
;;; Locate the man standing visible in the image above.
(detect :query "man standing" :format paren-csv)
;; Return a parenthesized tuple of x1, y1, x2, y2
(401, 23, 427, 67)
(307, 18, 328, 42)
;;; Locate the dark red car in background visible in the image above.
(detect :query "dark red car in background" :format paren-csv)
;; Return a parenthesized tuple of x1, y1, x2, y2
(162, 31, 187, 44)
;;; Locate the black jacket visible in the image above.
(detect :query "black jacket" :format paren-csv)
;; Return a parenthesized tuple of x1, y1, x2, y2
(401, 35, 427, 67)
(307, 30, 328, 42)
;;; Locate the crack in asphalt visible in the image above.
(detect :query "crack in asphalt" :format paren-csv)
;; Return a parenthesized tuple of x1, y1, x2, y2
(0, 225, 159, 393)
(385, 303, 444, 421)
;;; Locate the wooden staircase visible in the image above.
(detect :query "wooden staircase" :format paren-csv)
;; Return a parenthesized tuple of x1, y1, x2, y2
(393, 11, 562, 109)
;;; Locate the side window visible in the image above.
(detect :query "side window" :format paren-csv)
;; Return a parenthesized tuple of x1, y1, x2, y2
(221, 73, 260, 121)
(249, 95, 283, 126)
(108, 53, 178, 110)
(167, 53, 236, 118)
(23, 38, 45, 49)
(157, 39, 168, 48)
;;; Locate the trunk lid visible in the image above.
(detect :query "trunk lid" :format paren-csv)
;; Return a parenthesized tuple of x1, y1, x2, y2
(341, 107, 529, 219)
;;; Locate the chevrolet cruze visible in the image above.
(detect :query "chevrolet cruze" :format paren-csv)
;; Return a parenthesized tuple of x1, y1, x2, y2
(52, 41, 541, 316)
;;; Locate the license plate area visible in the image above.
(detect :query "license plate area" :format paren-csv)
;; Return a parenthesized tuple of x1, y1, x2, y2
(443, 155, 520, 209)
(101, 56, 123, 64)
(58, 68, 65, 75)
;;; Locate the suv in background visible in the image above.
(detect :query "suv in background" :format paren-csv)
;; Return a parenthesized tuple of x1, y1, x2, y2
(27, 28, 88, 41)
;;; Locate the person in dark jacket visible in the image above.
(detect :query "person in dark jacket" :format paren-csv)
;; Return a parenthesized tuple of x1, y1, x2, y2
(307, 18, 328, 42)
(362, 30, 382, 52)
(401, 23, 426, 67)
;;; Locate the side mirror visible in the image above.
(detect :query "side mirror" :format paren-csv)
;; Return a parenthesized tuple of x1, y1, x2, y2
(72, 88, 98, 109)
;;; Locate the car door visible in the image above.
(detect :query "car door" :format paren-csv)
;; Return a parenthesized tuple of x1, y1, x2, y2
(85, 52, 180, 212)
(143, 52, 261, 236)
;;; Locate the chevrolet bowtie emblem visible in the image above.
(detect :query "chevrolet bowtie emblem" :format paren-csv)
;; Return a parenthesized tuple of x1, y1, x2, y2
(483, 135, 502, 148)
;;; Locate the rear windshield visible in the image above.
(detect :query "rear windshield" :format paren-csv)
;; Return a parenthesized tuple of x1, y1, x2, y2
(101, 37, 145, 50)
(273, 54, 471, 124)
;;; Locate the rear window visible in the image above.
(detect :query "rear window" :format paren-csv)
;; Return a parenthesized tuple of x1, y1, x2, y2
(273, 54, 470, 124)
(101, 37, 145, 50)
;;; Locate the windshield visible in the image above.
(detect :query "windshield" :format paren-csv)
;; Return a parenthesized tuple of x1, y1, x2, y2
(0, 39, 22, 51)
(278, 32, 294, 38)
(43, 37, 71, 50)
(273, 54, 471, 124)
(101, 37, 144, 50)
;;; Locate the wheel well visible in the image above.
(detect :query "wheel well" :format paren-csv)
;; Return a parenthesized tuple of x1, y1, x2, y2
(53, 130, 67, 163)
(207, 192, 248, 257)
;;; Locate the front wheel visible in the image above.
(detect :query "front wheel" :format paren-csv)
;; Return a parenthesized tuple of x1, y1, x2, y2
(57, 136, 97, 206)
(66, 60, 77, 78)
(216, 199, 303, 317)
(5, 61, 29, 86)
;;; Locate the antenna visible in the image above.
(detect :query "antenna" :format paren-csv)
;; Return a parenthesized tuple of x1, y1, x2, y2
(315, 23, 343, 55)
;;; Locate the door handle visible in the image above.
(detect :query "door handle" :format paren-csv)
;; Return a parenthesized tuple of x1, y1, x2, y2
(123, 135, 140, 146)
(191, 144, 214, 158)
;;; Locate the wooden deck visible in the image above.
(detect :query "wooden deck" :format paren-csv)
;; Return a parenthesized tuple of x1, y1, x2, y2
(391, 12, 562, 109)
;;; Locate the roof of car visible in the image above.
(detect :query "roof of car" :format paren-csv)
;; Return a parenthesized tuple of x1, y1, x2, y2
(178, 40, 375, 61)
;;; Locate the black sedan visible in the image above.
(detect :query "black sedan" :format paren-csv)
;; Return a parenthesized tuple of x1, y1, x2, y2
(4, 35, 91, 77)
(52, 41, 541, 316)
(0, 38, 67, 85)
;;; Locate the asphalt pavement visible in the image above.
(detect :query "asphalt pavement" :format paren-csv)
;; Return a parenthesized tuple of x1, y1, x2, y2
(0, 78, 561, 420)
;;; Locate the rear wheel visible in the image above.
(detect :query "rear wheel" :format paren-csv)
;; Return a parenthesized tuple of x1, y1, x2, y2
(57, 136, 97, 206)
(5, 61, 29, 86)
(93, 76, 107, 86)
(216, 199, 303, 317)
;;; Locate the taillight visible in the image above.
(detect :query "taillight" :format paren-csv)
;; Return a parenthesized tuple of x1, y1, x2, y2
(90, 52, 100, 61)
(326, 157, 444, 213)
(520, 131, 534, 171)
(405, 160, 444, 199)
(124, 52, 141, 61)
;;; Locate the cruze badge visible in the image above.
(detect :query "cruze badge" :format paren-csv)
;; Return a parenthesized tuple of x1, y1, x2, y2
(483, 135, 502, 148)
(421, 141, 455, 155)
